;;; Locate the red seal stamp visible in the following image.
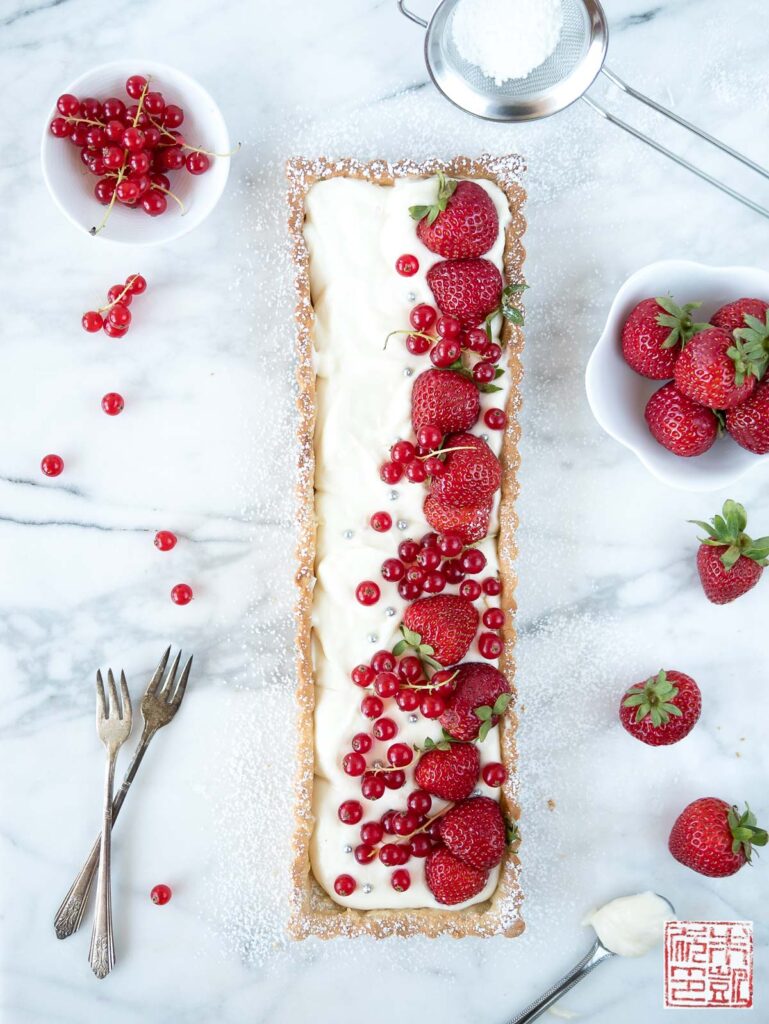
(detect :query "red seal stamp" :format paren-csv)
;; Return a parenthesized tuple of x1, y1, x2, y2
(664, 920, 753, 1008)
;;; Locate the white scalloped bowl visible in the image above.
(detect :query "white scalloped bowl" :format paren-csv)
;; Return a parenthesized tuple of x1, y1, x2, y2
(40, 59, 230, 245)
(585, 259, 769, 492)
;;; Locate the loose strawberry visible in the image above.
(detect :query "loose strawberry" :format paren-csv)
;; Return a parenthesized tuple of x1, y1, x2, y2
(411, 368, 480, 435)
(426, 258, 503, 327)
(402, 594, 479, 666)
(425, 846, 489, 905)
(690, 499, 769, 604)
(437, 796, 507, 869)
(644, 382, 719, 457)
(621, 296, 706, 380)
(439, 662, 511, 742)
(674, 327, 763, 409)
(423, 494, 492, 544)
(619, 669, 701, 746)
(414, 741, 481, 800)
(429, 432, 501, 508)
(726, 377, 769, 453)
(668, 797, 767, 877)
(409, 174, 499, 260)
(710, 297, 769, 337)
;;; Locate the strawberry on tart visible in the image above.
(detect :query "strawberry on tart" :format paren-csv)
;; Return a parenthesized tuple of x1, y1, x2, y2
(289, 156, 526, 938)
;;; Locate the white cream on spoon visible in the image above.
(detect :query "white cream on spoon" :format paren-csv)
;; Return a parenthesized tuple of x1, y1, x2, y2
(583, 890, 674, 957)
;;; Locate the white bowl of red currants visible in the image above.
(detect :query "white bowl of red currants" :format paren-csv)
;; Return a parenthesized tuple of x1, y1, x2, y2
(586, 260, 769, 491)
(41, 59, 232, 245)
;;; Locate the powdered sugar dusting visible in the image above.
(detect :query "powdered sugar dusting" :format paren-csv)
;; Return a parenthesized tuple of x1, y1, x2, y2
(452, 0, 564, 85)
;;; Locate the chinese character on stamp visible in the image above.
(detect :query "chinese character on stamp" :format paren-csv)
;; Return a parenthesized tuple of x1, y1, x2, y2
(664, 921, 753, 1009)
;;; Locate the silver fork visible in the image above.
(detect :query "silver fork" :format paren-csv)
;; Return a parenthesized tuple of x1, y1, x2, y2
(54, 647, 193, 940)
(88, 669, 132, 979)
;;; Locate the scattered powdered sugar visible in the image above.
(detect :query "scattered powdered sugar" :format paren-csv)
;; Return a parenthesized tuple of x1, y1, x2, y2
(452, 0, 564, 85)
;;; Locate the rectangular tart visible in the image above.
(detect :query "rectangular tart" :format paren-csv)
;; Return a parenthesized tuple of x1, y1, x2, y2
(289, 156, 526, 939)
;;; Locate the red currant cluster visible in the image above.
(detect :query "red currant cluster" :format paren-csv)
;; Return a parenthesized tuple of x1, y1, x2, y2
(351, 648, 461, 721)
(394, 302, 504, 381)
(49, 75, 226, 234)
(82, 272, 146, 338)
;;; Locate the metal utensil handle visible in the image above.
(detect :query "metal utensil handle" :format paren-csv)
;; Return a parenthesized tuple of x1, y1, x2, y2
(54, 725, 153, 939)
(506, 942, 614, 1024)
(582, 95, 769, 221)
(88, 752, 117, 979)
(398, 1, 428, 28)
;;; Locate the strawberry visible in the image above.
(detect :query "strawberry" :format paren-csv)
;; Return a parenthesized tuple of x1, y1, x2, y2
(668, 798, 767, 877)
(644, 382, 719, 457)
(726, 377, 769, 453)
(674, 327, 763, 409)
(423, 494, 492, 544)
(439, 662, 511, 742)
(414, 741, 480, 800)
(429, 432, 501, 508)
(710, 297, 769, 337)
(621, 296, 706, 380)
(690, 499, 769, 604)
(409, 173, 499, 260)
(426, 258, 503, 327)
(619, 669, 701, 746)
(402, 594, 479, 666)
(425, 846, 489, 905)
(437, 796, 507, 869)
(411, 369, 480, 435)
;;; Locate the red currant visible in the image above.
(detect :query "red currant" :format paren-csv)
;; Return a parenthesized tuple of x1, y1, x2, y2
(484, 408, 507, 430)
(103, 97, 127, 120)
(380, 461, 403, 485)
(105, 119, 125, 142)
(373, 672, 399, 699)
(351, 665, 374, 688)
(398, 579, 421, 601)
(387, 743, 413, 768)
(49, 117, 72, 138)
(160, 147, 185, 171)
(436, 315, 462, 340)
(127, 273, 147, 294)
(355, 581, 380, 606)
(391, 440, 416, 464)
(354, 844, 376, 864)
(482, 762, 507, 787)
(483, 607, 505, 629)
(398, 539, 421, 563)
(126, 75, 148, 99)
(392, 810, 419, 835)
(423, 571, 446, 594)
(406, 565, 426, 588)
(338, 800, 363, 825)
(465, 327, 488, 352)
(485, 343, 503, 364)
(103, 146, 124, 170)
(442, 559, 465, 584)
(80, 97, 103, 119)
(409, 304, 437, 331)
(396, 689, 419, 712)
(473, 361, 496, 384)
(343, 752, 367, 777)
(103, 320, 128, 339)
(405, 461, 427, 483)
(430, 338, 461, 368)
(101, 392, 124, 416)
(129, 150, 152, 174)
(86, 126, 106, 148)
(116, 179, 140, 205)
(397, 656, 423, 682)
(409, 834, 432, 858)
(144, 90, 165, 115)
(395, 254, 419, 276)
(384, 769, 406, 790)
(406, 333, 431, 355)
(460, 548, 487, 574)
(460, 579, 482, 601)
(408, 790, 432, 815)
(360, 823, 383, 847)
(171, 583, 193, 605)
(438, 532, 463, 557)
(142, 191, 167, 216)
(95, 178, 116, 205)
(430, 669, 458, 697)
(420, 694, 445, 719)
(379, 843, 401, 866)
(41, 454, 64, 477)
(150, 883, 172, 905)
(482, 577, 502, 596)
(478, 632, 503, 659)
(360, 695, 384, 719)
(361, 774, 386, 800)
(371, 651, 396, 673)
(334, 874, 356, 896)
(391, 869, 411, 892)
(162, 104, 184, 128)
(370, 510, 392, 532)
(186, 151, 211, 175)
(82, 311, 103, 333)
(381, 558, 405, 582)
(417, 424, 442, 450)
(417, 547, 441, 571)
(69, 124, 89, 147)
(373, 716, 398, 740)
(352, 732, 373, 753)
(424, 457, 445, 477)
(154, 530, 177, 552)
(108, 303, 131, 329)
(56, 93, 80, 117)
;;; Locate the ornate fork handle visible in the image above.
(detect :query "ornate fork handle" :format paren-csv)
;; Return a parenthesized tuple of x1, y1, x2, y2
(88, 746, 118, 978)
(54, 725, 153, 940)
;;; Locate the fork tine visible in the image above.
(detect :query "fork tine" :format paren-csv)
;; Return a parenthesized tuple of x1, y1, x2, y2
(119, 670, 132, 725)
(107, 669, 120, 719)
(95, 670, 107, 722)
(145, 645, 172, 695)
(170, 655, 193, 707)
(160, 650, 181, 699)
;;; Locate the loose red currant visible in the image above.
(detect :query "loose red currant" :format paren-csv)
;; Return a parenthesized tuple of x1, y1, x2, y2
(406, 333, 431, 355)
(460, 548, 487, 574)
(408, 790, 432, 815)
(409, 303, 437, 331)
(483, 607, 505, 629)
(430, 338, 461, 368)
(391, 868, 411, 892)
(343, 752, 367, 777)
(358, 825, 381, 849)
(338, 800, 363, 824)
(395, 254, 419, 276)
(374, 673, 399, 699)
(381, 558, 405, 582)
(423, 571, 446, 594)
(442, 559, 465, 584)
(162, 104, 185, 128)
(361, 774, 386, 800)
(352, 664, 375, 688)
(420, 694, 446, 719)
(398, 539, 421, 563)
(436, 315, 462, 340)
(171, 583, 193, 605)
(101, 392, 124, 416)
(405, 461, 427, 483)
(373, 716, 398, 741)
(57, 93, 80, 116)
(41, 454, 64, 477)
(355, 581, 380, 606)
(154, 530, 177, 552)
(482, 762, 508, 787)
(396, 689, 419, 712)
(473, 361, 496, 384)
(392, 440, 416, 464)
(460, 579, 482, 601)
(186, 151, 211, 175)
(478, 632, 503, 659)
(361, 695, 384, 719)
(150, 883, 172, 905)
(409, 834, 432, 857)
(482, 577, 502, 596)
(351, 734, 373, 757)
(126, 75, 148, 99)
(384, 769, 406, 790)
(397, 656, 423, 682)
(484, 408, 507, 430)
(334, 874, 356, 896)
(370, 510, 392, 532)
(380, 461, 403, 484)
(82, 311, 103, 333)
(387, 743, 413, 768)
(371, 650, 396, 673)
(438, 532, 463, 557)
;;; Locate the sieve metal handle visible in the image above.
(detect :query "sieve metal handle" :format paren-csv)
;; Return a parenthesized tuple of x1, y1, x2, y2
(398, 1, 428, 28)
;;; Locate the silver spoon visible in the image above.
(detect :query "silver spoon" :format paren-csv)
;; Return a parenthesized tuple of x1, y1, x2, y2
(506, 894, 675, 1024)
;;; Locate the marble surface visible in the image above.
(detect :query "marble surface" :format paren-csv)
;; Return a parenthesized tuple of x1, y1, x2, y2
(2, 0, 768, 1021)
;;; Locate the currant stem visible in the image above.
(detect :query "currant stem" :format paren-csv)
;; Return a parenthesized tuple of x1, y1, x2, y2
(150, 182, 186, 214)
(417, 445, 475, 461)
(96, 279, 133, 314)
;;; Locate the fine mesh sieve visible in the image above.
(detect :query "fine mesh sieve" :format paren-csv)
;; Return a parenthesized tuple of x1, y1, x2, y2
(399, 0, 769, 218)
